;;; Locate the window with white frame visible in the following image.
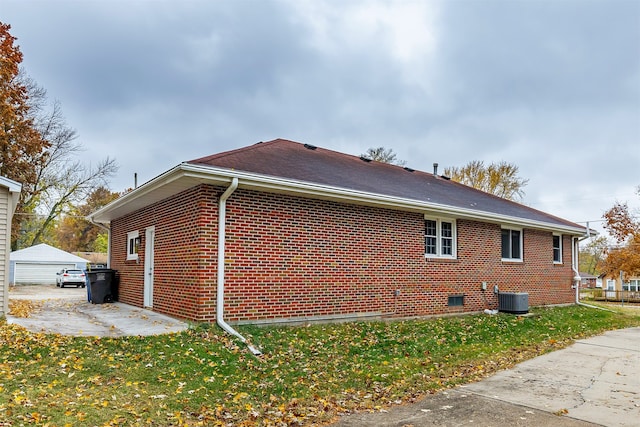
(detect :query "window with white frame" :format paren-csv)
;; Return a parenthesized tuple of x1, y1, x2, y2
(501, 227, 522, 261)
(553, 234, 562, 264)
(623, 279, 639, 292)
(424, 217, 456, 258)
(127, 230, 140, 260)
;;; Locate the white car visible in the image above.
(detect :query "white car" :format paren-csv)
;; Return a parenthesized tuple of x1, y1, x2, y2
(56, 269, 86, 288)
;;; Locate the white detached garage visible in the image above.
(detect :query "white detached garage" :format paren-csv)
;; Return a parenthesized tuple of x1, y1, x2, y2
(10, 244, 89, 285)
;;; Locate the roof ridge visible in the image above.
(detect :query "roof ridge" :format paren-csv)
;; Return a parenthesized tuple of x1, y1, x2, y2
(191, 138, 416, 173)
(185, 138, 581, 230)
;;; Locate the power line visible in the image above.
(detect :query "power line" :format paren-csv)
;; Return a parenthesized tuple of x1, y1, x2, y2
(13, 212, 90, 220)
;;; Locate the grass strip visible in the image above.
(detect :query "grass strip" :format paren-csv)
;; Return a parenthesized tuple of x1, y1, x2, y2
(0, 304, 638, 426)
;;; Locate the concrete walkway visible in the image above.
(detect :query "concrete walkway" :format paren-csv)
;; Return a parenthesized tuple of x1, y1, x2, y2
(6, 284, 189, 337)
(333, 327, 640, 427)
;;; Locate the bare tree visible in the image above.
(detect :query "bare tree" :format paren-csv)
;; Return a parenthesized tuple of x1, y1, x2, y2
(0, 23, 50, 246)
(361, 147, 406, 166)
(579, 235, 608, 275)
(14, 74, 118, 248)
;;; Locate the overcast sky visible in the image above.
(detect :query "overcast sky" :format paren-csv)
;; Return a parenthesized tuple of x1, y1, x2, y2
(2, 0, 639, 238)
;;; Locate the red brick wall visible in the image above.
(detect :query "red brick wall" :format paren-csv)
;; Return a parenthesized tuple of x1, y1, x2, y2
(111, 185, 219, 321)
(110, 184, 576, 323)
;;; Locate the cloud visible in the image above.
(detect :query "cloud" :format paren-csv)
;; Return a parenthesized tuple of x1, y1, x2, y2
(2, 0, 638, 235)
(435, 0, 640, 113)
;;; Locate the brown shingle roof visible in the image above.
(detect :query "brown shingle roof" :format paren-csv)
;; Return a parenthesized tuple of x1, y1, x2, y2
(188, 138, 583, 230)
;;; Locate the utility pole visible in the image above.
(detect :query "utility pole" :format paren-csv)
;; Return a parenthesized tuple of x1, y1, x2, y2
(620, 271, 624, 307)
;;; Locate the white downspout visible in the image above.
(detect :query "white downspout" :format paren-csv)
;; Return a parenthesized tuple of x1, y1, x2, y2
(572, 224, 613, 312)
(217, 177, 262, 356)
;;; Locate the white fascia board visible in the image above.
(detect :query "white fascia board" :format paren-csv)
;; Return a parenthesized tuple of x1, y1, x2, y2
(0, 176, 21, 193)
(87, 164, 222, 224)
(0, 176, 22, 214)
(89, 163, 587, 236)
(182, 164, 587, 236)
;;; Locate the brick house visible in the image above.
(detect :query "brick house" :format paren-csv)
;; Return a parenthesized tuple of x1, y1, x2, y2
(579, 271, 599, 288)
(89, 139, 588, 326)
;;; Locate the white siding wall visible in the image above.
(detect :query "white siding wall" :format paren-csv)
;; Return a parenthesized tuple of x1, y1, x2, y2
(0, 188, 9, 315)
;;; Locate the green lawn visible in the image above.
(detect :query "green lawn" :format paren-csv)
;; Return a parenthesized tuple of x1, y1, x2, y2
(1, 304, 639, 426)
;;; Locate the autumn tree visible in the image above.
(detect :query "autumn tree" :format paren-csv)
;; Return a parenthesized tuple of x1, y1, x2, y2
(602, 187, 640, 277)
(361, 147, 406, 166)
(1, 22, 118, 249)
(579, 235, 608, 275)
(14, 78, 118, 248)
(55, 187, 119, 252)
(444, 160, 529, 201)
(0, 22, 49, 244)
(0, 23, 46, 182)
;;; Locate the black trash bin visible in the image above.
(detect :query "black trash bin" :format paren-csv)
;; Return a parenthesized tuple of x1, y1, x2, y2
(87, 269, 118, 304)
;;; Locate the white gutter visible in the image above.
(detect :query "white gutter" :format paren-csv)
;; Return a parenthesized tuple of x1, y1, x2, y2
(571, 223, 613, 312)
(217, 177, 262, 356)
(89, 163, 590, 236)
(181, 164, 589, 235)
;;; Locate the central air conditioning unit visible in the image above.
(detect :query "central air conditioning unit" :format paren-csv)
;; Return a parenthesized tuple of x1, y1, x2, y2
(498, 292, 529, 315)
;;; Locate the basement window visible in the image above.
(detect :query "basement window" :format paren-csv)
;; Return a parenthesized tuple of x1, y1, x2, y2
(448, 294, 464, 307)
(127, 231, 140, 260)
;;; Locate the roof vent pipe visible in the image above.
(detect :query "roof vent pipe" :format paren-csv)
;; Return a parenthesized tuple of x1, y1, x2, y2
(433, 163, 439, 176)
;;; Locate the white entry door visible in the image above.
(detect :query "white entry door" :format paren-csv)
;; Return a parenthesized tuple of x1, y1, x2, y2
(143, 227, 155, 307)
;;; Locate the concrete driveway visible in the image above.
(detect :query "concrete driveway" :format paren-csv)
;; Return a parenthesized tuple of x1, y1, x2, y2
(333, 327, 640, 427)
(6, 284, 188, 337)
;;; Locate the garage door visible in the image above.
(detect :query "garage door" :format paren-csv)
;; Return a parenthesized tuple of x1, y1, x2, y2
(14, 263, 76, 285)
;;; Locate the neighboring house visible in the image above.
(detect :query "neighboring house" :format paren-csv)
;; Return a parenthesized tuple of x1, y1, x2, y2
(1, 176, 22, 316)
(579, 272, 598, 288)
(623, 276, 640, 294)
(10, 243, 89, 285)
(595, 274, 604, 289)
(602, 274, 640, 293)
(89, 139, 590, 325)
(74, 252, 108, 266)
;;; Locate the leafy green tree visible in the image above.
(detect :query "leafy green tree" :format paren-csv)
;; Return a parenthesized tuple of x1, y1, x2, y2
(444, 160, 528, 201)
(93, 233, 109, 253)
